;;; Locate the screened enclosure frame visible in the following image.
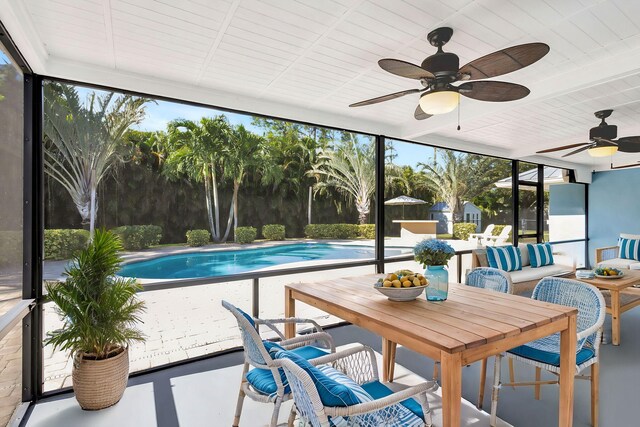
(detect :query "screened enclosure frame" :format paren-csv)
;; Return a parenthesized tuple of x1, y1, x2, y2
(0, 21, 589, 406)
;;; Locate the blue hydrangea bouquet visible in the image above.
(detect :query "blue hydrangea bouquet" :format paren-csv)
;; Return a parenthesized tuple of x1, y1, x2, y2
(413, 239, 455, 267)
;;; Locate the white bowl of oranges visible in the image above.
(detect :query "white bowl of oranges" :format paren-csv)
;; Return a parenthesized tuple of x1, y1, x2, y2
(374, 270, 429, 301)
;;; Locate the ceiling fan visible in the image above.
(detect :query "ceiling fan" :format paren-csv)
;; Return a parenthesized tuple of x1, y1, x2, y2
(349, 27, 550, 120)
(536, 110, 640, 158)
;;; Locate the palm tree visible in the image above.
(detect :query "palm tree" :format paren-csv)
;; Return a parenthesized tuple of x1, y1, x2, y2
(310, 137, 406, 225)
(225, 124, 272, 241)
(417, 150, 499, 223)
(43, 83, 150, 238)
(164, 116, 231, 242)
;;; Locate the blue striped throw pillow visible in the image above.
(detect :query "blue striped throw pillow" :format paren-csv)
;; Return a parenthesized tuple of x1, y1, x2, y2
(486, 246, 522, 272)
(527, 243, 554, 268)
(619, 237, 640, 261)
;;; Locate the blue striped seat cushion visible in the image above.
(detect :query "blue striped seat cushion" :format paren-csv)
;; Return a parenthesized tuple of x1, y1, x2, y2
(527, 243, 555, 268)
(271, 349, 360, 407)
(325, 373, 424, 427)
(486, 246, 522, 272)
(619, 237, 640, 261)
(508, 344, 595, 367)
(246, 344, 328, 396)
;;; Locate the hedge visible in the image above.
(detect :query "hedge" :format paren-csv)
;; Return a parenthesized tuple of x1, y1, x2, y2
(262, 224, 285, 241)
(304, 224, 360, 239)
(0, 231, 22, 268)
(236, 226, 257, 244)
(44, 229, 90, 260)
(186, 229, 210, 247)
(453, 223, 477, 241)
(111, 225, 162, 250)
(358, 224, 375, 239)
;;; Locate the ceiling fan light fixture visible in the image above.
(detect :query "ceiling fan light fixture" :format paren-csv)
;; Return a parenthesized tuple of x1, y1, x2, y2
(587, 145, 618, 157)
(419, 90, 459, 115)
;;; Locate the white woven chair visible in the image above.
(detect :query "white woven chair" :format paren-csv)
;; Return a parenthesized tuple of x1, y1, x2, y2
(276, 344, 437, 427)
(222, 300, 336, 427)
(487, 277, 605, 427)
(465, 268, 514, 409)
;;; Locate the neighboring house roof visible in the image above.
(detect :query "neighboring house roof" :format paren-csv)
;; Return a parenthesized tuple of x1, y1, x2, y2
(494, 167, 568, 189)
(429, 201, 480, 212)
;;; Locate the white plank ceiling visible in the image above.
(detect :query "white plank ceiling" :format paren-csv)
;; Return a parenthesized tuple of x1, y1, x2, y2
(3, 0, 640, 172)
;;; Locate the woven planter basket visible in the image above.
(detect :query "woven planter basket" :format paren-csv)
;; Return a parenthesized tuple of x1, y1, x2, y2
(72, 347, 129, 410)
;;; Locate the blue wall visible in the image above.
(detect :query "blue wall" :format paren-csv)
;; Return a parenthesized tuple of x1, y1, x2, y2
(589, 168, 640, 264)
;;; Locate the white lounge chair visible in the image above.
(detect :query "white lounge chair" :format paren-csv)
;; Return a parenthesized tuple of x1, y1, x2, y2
(484, 225, 512, 247)
(468, 224, 495, 244)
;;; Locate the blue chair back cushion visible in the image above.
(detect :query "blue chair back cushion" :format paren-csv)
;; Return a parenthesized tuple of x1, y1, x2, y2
(272, 349, 360, 407)
(527, 243, 554, 268)
(508, 343, 595, 367)
(486, 246, 522, 272)
(619, 237, 640, 261)
(246, 344, 328, 396)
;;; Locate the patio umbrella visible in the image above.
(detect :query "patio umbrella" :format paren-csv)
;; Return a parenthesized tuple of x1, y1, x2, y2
(384, 195, 427, 219)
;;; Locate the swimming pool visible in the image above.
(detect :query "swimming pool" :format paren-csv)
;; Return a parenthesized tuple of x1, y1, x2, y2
(118, 243, 411, 279)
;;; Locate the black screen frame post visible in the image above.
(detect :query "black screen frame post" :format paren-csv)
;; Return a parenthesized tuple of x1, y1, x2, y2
(22, 73, 44, 402)
(511, 160, 519, 247)
(375, 135, 385, 274)
(536, 164, 545, 243)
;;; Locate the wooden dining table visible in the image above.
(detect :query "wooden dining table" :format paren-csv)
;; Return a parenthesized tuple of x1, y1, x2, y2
(284, 275, 578, 427)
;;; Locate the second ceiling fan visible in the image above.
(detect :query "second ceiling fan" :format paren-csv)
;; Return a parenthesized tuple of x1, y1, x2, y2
(349, 27, 549, 120)
(537, 110, 640, 158)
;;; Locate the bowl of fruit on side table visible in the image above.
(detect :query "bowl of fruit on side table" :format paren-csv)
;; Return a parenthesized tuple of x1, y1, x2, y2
(594, 267, 624, 279)
(374, 270, 429, 301)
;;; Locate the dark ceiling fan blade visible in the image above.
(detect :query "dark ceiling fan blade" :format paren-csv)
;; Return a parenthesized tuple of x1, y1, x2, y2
(611, 161, 640, 170)
(536, 143, 589, 154)
(457, 81, 530, 102)
(414, 105, 432, 120)
(378, 59, 435, 80)
(616, 136, 640, 153)
(458, 43, 550, 80)
(562, 145, 592, 158)
(349, 88, 421, 107)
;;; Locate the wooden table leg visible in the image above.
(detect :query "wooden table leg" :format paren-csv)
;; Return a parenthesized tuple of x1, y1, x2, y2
(477, 358, 487, 409)
(611, 290, 621, 346)
(382, 338, 390, 382)
(559, 314, 577, 427)
(441, 351, 462, 427)
(284, 287, 296, 339)
(388, 342, 397, 382)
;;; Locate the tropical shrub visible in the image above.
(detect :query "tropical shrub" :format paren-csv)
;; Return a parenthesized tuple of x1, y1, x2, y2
(111, 225, 162, 250)
(262, 224, 285, 241)
(44, 229, 90, 260)
(186, 229, 210, 247)
(453, 223, 477, 241)
(236, 226, 257, 244)
(45, 229, 146, 359)
(304, 224, 360, 239)
(358, 224, 375, 239)
(492, 225, 511, 237)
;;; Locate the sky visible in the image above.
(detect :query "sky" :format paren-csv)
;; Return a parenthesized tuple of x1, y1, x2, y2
(73, 84, 436, 167)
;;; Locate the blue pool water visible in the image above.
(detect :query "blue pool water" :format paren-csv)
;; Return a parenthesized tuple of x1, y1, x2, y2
(118, 243, 410, 279)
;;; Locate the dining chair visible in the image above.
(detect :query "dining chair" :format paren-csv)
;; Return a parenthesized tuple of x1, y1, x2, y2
(487, 277, 605, 427)
(274, 344, 437, 427)
(222, 300, 335, 427)
(465, 267, 514, 409)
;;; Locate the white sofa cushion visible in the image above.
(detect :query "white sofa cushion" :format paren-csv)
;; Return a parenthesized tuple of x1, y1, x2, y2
(597, 258, 640, 270)
(518, 243, 530, 267)
(508, 264, 573, 284)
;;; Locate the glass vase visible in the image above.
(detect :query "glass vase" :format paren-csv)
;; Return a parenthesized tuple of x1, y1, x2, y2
(424, 265, 449, 301)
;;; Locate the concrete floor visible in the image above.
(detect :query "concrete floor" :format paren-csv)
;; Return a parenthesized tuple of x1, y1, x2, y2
(25, 305, 640, 427)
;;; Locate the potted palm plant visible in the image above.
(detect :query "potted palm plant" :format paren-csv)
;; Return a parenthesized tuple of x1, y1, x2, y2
(45, 229, 146, 410)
